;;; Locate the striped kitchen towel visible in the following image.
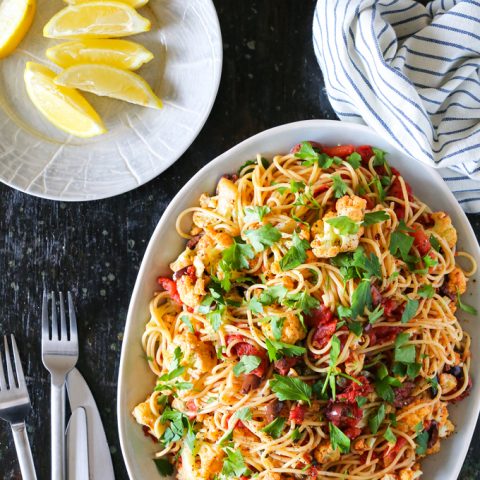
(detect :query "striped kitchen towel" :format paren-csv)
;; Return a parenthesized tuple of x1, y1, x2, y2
(312, 0, 480, 212)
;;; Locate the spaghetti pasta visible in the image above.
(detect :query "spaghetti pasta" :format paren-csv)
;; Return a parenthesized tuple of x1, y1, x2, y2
(133, 142, 476, 480)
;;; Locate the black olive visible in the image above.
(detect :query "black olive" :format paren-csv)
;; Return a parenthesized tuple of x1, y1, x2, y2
(427, 420, 439, 449)
(430, 376, 439, 398)
(446, 365, 463, 379)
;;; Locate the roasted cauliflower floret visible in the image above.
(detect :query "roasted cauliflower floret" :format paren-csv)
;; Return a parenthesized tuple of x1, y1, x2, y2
(397, 399, 433, 434)
(439, 373, 458, 395)
(442, 266, 467, 297)
(132, 398, 158, 433)
(216, 177, 238, 218)
(178, 442, 224, 480)
(399, 467, 422, 480)
(431, 211, 457, 248)
(132, 397, 167, 439)
(435, 401, 455, 438)
(170, 248, 194, 272)
(176, 274, 205, 308)
(311, 195, 366, 258)
(336, 194, 367, 222)
(314, 441, 341, 464)
(165, 332, 216, 381)
(261, 313, 306, 344)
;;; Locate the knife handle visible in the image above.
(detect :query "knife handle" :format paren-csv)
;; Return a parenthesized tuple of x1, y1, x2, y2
(11, 422, 37, 480)
(51, 382, 66, 480)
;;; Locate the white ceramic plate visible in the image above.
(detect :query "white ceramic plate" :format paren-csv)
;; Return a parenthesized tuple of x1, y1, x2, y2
(117, 120, 480, 480)
(0, 0, 222, 201)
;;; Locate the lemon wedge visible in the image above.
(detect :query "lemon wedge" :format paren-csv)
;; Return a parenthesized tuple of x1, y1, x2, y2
(46, 40, 153, 70)
(0, 0, 36, 58)
(55, 64, 162, 109)
(64, 0, 148, 7)
(43, 1, 151, 39)
(24, 62, 106, 138)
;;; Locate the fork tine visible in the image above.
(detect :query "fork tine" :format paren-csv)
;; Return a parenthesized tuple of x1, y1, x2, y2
(42, 289, 49, 339)
(59, 292, 67, 340)
(4, 335, 17, 389)
(10, 335, 26, 388)
(0, 342, 6, 390)
(51, 291, 58, 340)
(68, 291, 78, 341)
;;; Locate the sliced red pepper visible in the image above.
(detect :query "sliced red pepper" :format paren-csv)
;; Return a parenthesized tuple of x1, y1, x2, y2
(384, 436, 408, 466)
(305, 305, 334, 329)
(311, 319, 337, 350)
(337, 376, 373, 403)
(410, 227, 431, 257)
(289, 404, 307, 425)
(368, 326, 403, 346)
(157, 277, 182, 304)
(321, 144, 355, 158)
(230, 338, 268, 378)
(355, 145, 374, 164)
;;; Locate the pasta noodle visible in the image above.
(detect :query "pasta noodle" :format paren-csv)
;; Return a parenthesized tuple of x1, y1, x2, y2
(133, 142, 476, 480)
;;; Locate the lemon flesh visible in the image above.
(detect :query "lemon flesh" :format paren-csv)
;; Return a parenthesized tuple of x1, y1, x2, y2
(55, 64, 162, 110)
(0, 0, 36, 58)
(46, 39, 153, 70)
(24, 62, 106, 138)
(64, 0, 148, 7)
(43, 2, 151, 39)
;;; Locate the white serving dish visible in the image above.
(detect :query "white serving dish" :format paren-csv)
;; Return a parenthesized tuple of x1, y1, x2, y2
(117, 119, 480, 479)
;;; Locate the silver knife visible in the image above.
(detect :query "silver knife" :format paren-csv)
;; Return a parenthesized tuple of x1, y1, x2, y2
(66, 408, 89, 480)
(66, 368, 115, 480)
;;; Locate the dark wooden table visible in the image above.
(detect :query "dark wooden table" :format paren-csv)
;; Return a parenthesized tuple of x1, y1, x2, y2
(1, 1, 479, 479)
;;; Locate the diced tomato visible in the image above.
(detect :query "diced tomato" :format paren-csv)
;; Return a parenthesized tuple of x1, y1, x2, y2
(157, 277, 182, 304)
(186, 399, 197, 412)
(337, 376, 373, 403)
(384, 437, 408, 466)
(360, 450, 378, 463)
(371, 285, 403, 319)
(307, 465, 319, 478)
(305, 305, 334, 329)
(368, 326, 403, 346)
(344, 427, 362, 439)
(225, 334, 244, 346)
(362, 195, 376, 210)
(321, 144, 355, 158)
(355, 145, 374, 164)
(410, 227, 431, 257)
(313, 183, 330, 195)
(289, 404, 307, 425)
(312, 319, 337, 350)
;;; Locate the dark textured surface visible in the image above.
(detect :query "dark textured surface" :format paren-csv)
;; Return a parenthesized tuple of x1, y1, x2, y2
(1, 1, 479, 479)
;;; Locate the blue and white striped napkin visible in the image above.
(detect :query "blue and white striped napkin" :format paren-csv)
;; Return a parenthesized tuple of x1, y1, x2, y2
(313, 0, 480, 212)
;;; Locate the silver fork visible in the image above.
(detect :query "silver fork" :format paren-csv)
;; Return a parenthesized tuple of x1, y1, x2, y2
(0, 335, 37, 480)
(42, 291, 79, 480)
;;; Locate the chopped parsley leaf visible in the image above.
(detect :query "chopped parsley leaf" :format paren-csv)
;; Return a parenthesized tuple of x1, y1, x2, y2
(261, 417, 286, 439)
(329, 423, 350, 453)
(363, 210, 390, 226)
(265, 338, 306, 361)
(153, 458, 174, 477)
(369, 404, 385, 434)
(243, 205, 271, 223)
(384, 426, 397, 444)
(270, 374, 312, 404)
(457, 292, 478, 315)
(233, 355, 261, 377)
(418, 284, 435, 298)
(401, 299, 418, 323)
(280, 231, 310, 271)
(325, 216, 360, 235)
(245, 223, 281, 253)
(332, 174, 348, 198)
(346, 151, 362, 169)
